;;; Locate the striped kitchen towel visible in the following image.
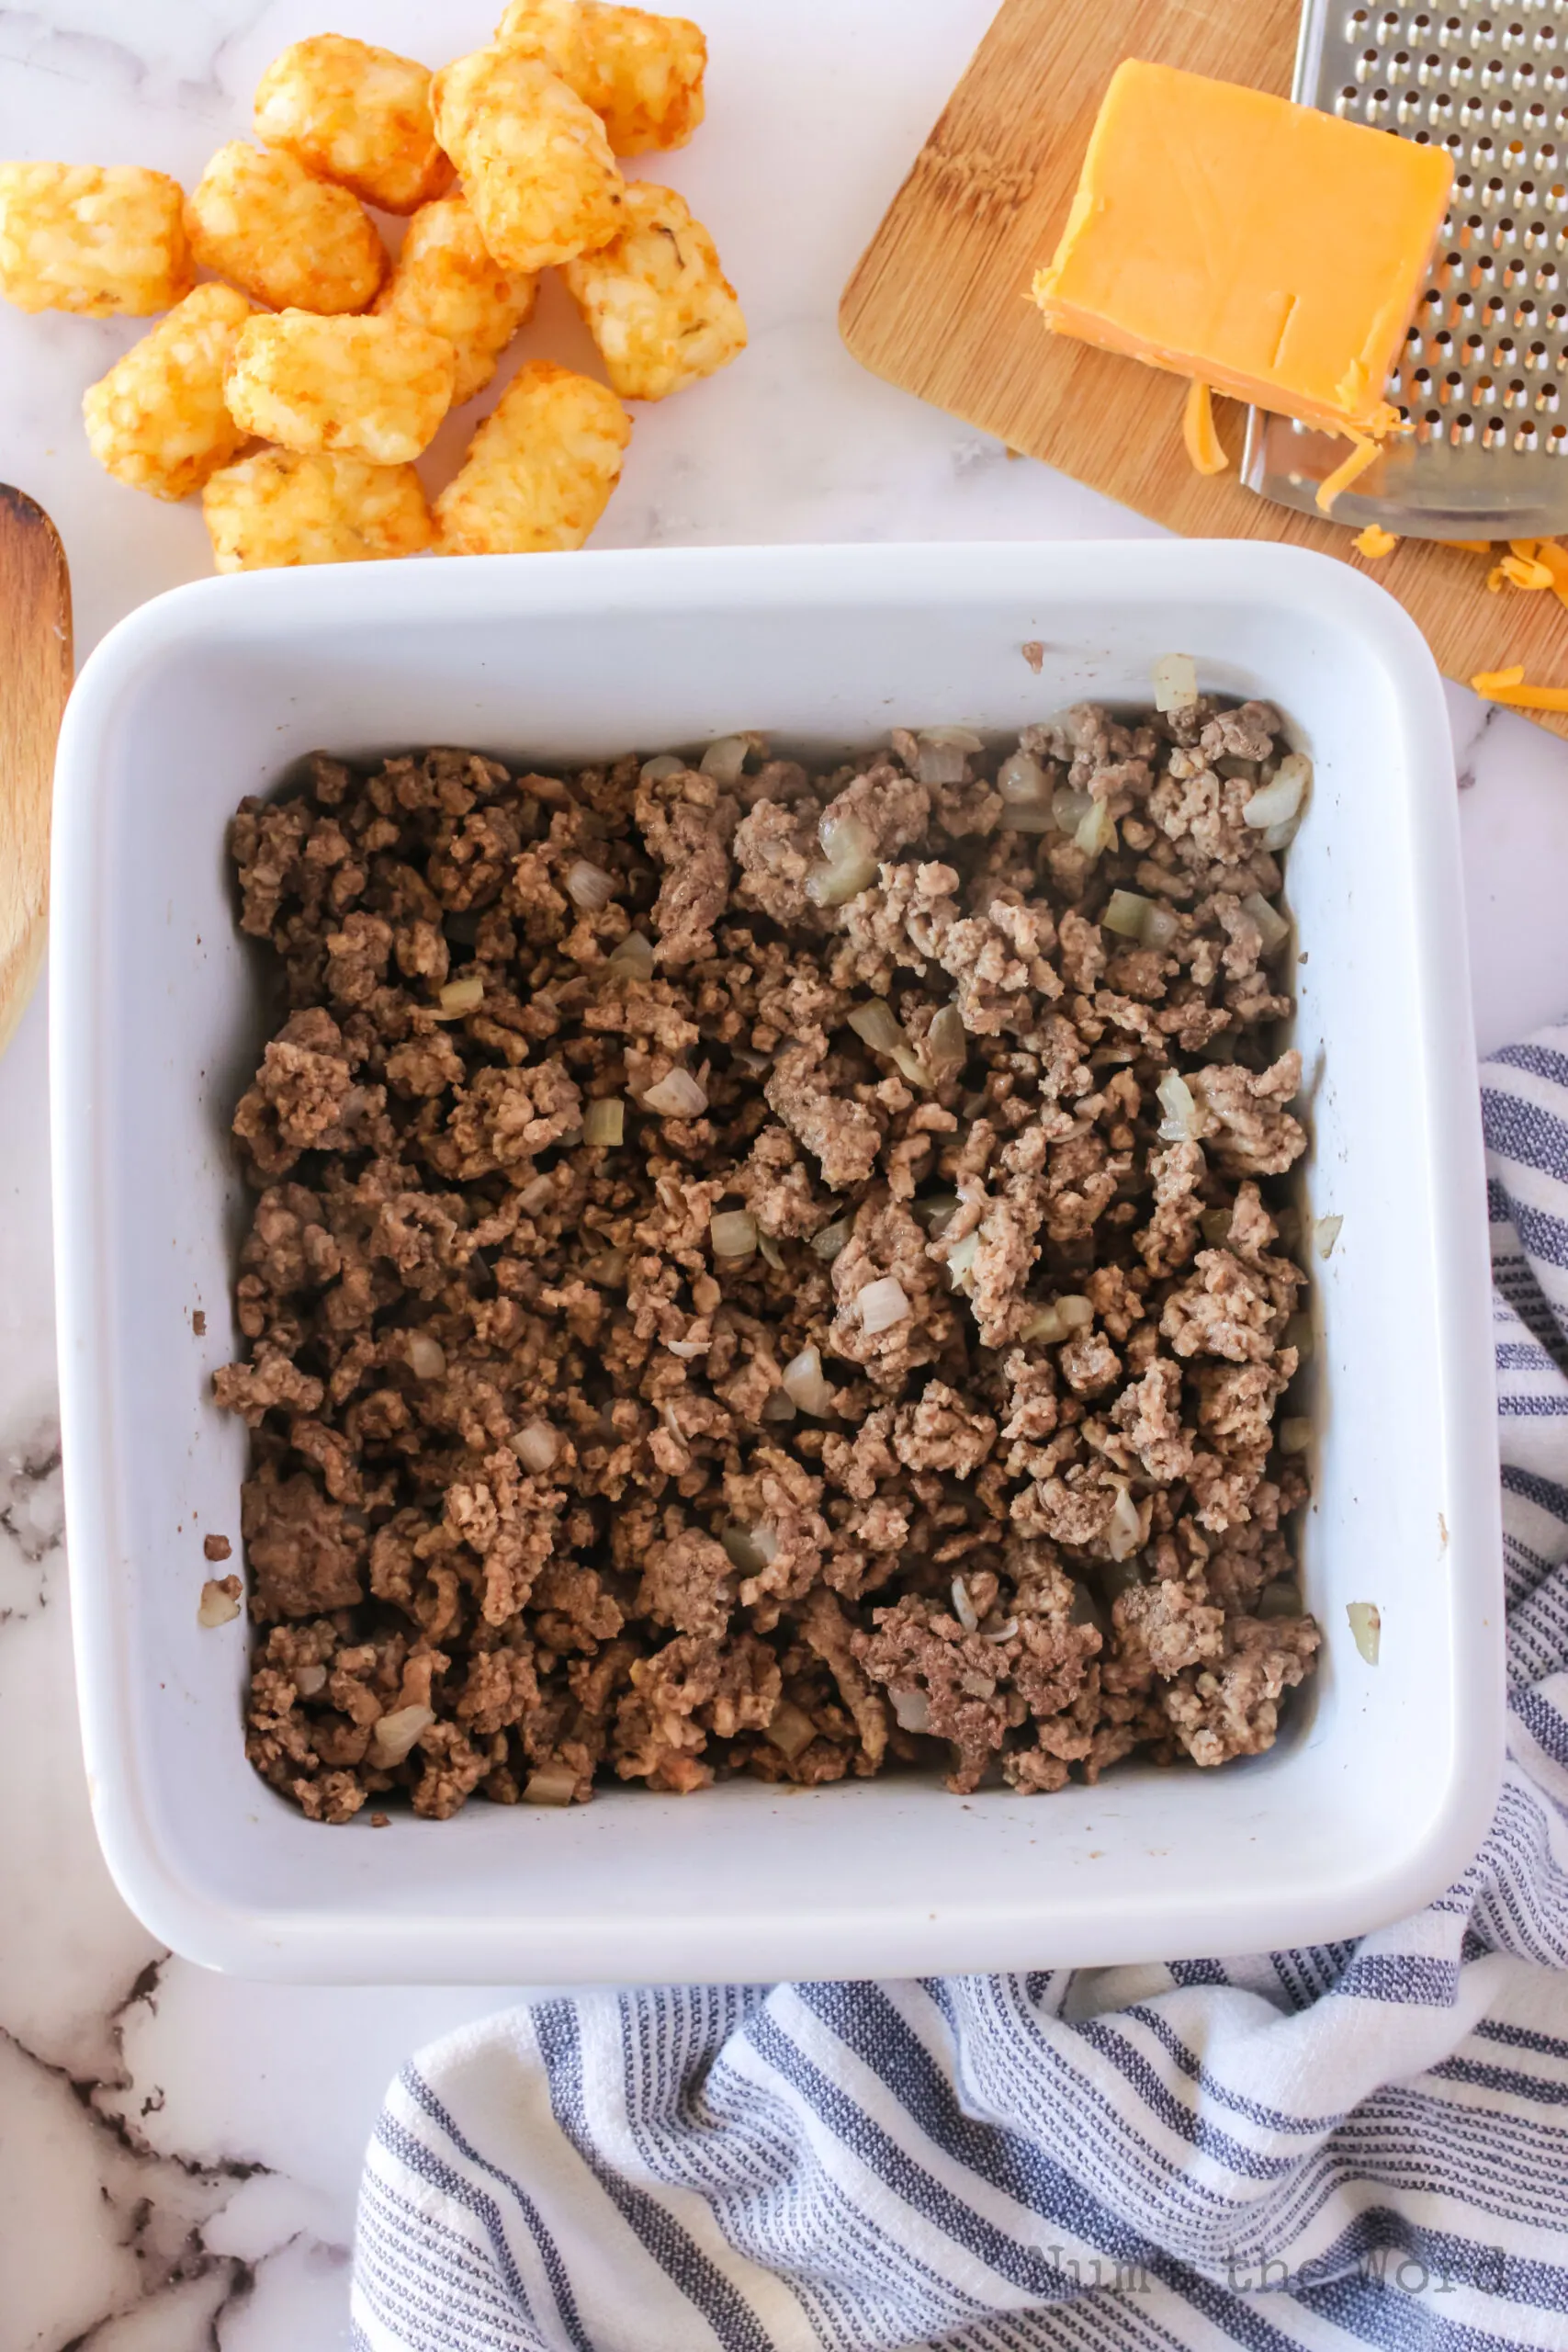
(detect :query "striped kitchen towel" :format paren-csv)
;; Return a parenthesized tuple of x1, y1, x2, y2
(352, 1027, 1568, 2352)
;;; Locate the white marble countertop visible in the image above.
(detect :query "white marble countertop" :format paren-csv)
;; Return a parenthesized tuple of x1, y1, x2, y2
(4, 3, 1568, 2343)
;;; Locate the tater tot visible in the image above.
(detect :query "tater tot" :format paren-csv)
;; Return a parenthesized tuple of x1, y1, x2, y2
(83, 283, 254, 501)
(497, 2, 705, 154)
(254, 35, 454, 215)
(224, 311, 455, 465)
(372, 196, 536, 405)
(430, 47, 625, 275)
(185, 141, 386, 314)
(491, 0, 589, 84)
(433, 358, 630, 554)
(561, 181, 743, 400)
(0, 162, 192, 315)
(202, 448, 433, 571)
(579, 3, 706, 154)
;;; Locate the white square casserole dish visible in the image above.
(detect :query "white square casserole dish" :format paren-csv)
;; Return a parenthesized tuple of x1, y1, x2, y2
(51, 539, 1503, 1984)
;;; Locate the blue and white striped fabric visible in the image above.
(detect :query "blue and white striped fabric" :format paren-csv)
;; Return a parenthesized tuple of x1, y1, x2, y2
(352, 1028, 1568, 2352)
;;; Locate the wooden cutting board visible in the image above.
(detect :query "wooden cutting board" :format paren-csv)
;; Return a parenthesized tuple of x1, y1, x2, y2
(840, 0, 1568, 740)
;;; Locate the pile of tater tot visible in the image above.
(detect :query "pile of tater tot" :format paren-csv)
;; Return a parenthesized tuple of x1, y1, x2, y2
(0, 4, 744, 570)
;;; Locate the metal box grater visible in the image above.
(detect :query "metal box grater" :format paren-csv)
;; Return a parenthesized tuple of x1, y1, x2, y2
(1242, 0, 1568, 535)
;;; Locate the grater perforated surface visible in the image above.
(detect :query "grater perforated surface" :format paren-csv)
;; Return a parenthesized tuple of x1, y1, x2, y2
(1241, 0, 1568, 533)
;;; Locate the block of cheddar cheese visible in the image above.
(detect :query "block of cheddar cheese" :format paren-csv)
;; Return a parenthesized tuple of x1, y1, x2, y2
(1033, 61, 1452, 441)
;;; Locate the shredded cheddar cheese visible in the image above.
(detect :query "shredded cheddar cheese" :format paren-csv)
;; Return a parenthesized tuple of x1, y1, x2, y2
(1501, 553, 1554, 591)
(1352, 524, 1398, 559)
(1181, 379, 1228, 476)
(1529, 538, 1568, 615)
(1471, 665, 1568, 710)
(1439, 538, 1494, 553)
(1315, 434, 1381, 513)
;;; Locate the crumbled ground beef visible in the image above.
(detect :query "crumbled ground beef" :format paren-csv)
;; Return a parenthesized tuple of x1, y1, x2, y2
(220, 712, 1319, 1821)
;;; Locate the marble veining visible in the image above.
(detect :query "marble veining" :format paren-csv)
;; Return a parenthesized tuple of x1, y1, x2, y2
(4, 3, 1568, 2344)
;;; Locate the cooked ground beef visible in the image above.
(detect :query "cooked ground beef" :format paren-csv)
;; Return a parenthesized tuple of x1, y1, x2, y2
(220, 705, 1319, 1822)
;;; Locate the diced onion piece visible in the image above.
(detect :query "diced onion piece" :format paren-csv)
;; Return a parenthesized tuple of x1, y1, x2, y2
(566, 858, 615, 910)
(923, 1005, 967, 1086)
(809, 1218, 853, 1261)
(1315, 1214, 1344, 1261)
(1242, 891, 1291, 955)
(1106, 1485, 1145, 1562)
(710, 1209, 759, 1260)
(517, 1172, 555, 1216)
(807, 813, 879, 908)
(1103, 888, 1152, 939)
(721, 1522, 778, 1577)
(1284, 1312, 1314, 1362)
(582, 1097, 625, 1147)
(1020, 1292, 1094, 1343)
(1279, 1417, 1312, 1454)
(370, 1704, 435, 1768)
(997, 749, 1050, 805)
(1156, 1069, 1201, 1142)
(607, 930, 655, 978)
(1243, 757, 1309, 831)
(783, 1344, 834, 1416)
(293, 1662, 327, 1695)
(916, 726, 984, 785)
(764, 1701, 818, 1761)
(1074, 797, 1117, 863)
(513, 1420, 559, 1473)
(762, 1387, 797, 1421)
(434, 974, 484, 1017)
(666, 1339, 706, 1360)
(998, 803, 1055, 831)
(643, 1067, 708, 1117)
(1261, 817, 1300, 854)
(951, 1577, 979, 1634)
(1347, 1600, 1382, 1665)
(758, 1230, 784, 1270)
(1256, 1577, 1303, 1621)
(700, 732, 761, 783)
(914, 1193, 958, 1235)
(1059, 1295, 1094, 1330)
(582, 1248, 627, 1288)
(407, 1332, 446, 1380)
(1153, 651, 1199, 712)
(524, 1764, 579, 1806)
(638, 752, 684, 784)
(847, 997, 931, 1087)
(986, 1618, 1019, 1644)
(858, 1275, 910, 1333)
(197, 1578, 242, 1628)
(848, 998, 907, 1055)
(943, 1231, 980, 1293)
(891, 1687, 931, 1734)
(1052, 787, 1092, 833)
(1200, 1207, 1232, 1247)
